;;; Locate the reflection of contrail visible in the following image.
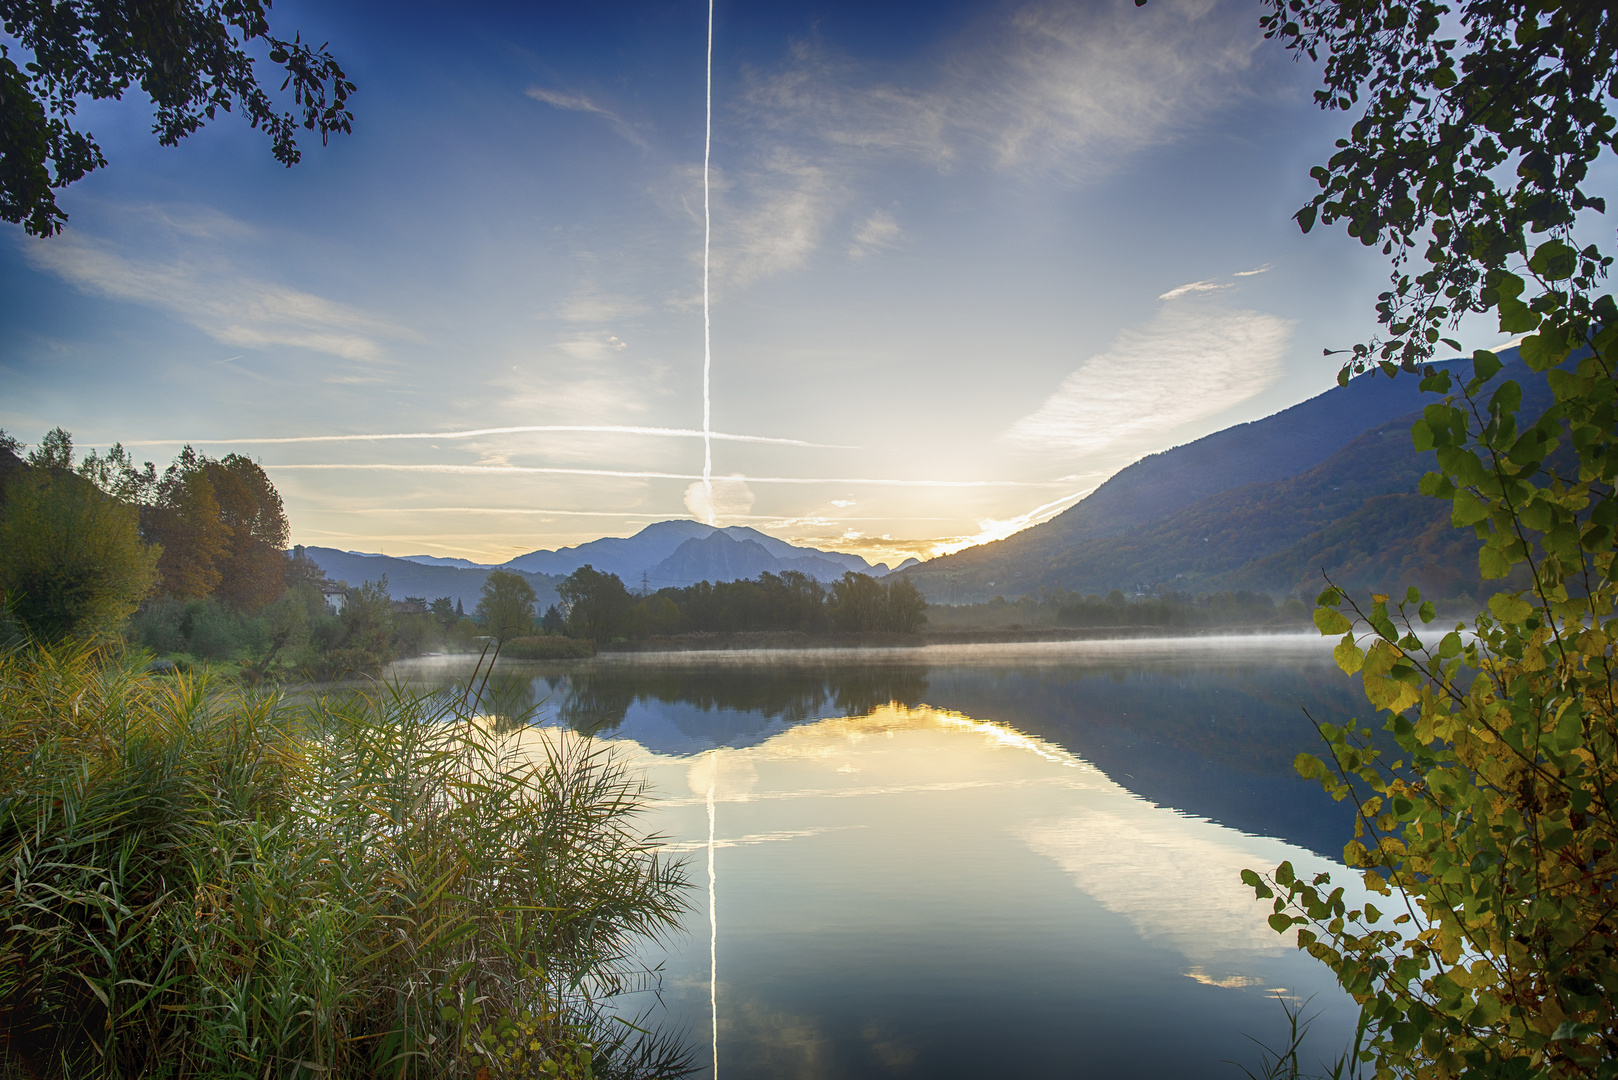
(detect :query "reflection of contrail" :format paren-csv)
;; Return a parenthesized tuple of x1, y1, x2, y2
(700, 0, 715, 525)
(707, 749, 719, 1079)
(119, 425, 844, 449)
(269, 463, 1056, 487)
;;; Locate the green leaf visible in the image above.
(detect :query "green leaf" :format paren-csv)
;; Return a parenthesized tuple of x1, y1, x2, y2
(1527, 239, 1576, 280)
(1451, 490, 1490, 527)
(1488, 593, 1532, 624)
(1315, 607, 1353, 635)
(1479, 544, 1514, 579)
(1334, 637, 1366, 674)
(1470, 349, 1502, 382)
(1268, 913, 1295, 933)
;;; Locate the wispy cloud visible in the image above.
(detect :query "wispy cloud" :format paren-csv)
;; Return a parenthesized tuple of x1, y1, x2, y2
(684, 474, 756, 526)
(1233, 264, 1272, 277)
(848, 210, 902, 260)
(23, 232, 410, 362)
(1002, 304, 1294, 455)
(930, 486, 1094, 556)
(269, 463, 1056, 487)
(525, 86, 649, 149)
(1158, 279, 1231, 301)
(704, 0, 1262, 290)
(120, 424, 849, 449)
(705, 152, 837, 291)
(742, 0, 1261, 182)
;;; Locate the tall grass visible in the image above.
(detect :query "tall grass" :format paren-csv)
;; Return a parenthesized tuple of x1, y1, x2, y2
(0, 642, 691, 1079)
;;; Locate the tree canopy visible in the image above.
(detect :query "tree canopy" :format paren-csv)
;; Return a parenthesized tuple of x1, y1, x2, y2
(1261, 0, 1615, 376)
(0, 0, 355, 236)
(1231, 0, 1618, 1075)
(476, 570, 537, 643)
(0, 467, 158, 642)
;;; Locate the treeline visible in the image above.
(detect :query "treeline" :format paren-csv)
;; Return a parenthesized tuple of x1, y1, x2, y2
(544, 565, 928, 644)
(0, 428, 485, 678)
(925, 587, 1310, 630)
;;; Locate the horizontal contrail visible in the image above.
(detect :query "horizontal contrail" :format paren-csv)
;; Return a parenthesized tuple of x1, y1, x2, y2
(120, 425, 849, 449)
(267, 463, 1055, 487)
(352, 506, 957, 521)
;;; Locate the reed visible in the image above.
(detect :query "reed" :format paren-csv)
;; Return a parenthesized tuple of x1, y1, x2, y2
(0, 642, 692, 1079)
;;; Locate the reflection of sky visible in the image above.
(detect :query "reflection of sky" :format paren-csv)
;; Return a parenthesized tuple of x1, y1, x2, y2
(505, 702, 1370, 1079)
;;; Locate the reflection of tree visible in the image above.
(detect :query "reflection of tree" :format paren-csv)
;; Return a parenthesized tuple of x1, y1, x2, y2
(548, 663, 931, 736)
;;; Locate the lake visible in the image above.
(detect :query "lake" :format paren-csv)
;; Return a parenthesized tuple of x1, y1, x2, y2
(391, 635, 1372, 1079)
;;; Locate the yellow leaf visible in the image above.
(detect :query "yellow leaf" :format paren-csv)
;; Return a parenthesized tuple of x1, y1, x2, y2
(1334, 636, 1366, 674)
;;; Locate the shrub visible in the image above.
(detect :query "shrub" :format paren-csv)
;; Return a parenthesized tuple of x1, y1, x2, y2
(500, 636, 597, 660)
(0, 643, 690, 1078)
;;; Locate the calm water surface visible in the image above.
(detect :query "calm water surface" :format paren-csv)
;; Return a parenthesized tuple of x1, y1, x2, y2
(392, 636, 1373, 1079)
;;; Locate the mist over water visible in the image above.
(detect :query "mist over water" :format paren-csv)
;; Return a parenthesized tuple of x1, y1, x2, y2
(394, 636, 1368, 1078)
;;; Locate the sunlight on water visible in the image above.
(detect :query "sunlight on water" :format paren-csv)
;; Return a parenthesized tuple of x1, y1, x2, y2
(399, 639, 1372, 1078)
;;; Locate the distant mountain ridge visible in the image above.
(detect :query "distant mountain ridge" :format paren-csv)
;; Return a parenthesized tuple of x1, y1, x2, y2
(902, 351, 1543, 603)
(499, 522, 891, 585)
(300, 549, 563, 611)
(302, 522, 902, 606)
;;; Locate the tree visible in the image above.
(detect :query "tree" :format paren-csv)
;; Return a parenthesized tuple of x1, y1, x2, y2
(476, 570, 536, 642)
(146, 447, 229, 600)
(558, 565, 632, 644)
(1258, 0, 1614, 378)
(25, 426, 73, 469)
(886, 577, 928, 634)
(1, 0, 355, 236)
(1230, 0, 1618, 1075)
(828, 572, 887, 633)
(204, 453, 289, 610)
(0, 468, 159, 642)
(135, 446, 287, 610)
(540, 604, 566, 635)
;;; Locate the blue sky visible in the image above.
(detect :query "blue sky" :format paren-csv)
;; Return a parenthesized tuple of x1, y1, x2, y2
(0, 0, 1493, 565)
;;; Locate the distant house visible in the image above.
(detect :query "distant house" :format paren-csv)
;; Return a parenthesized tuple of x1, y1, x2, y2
(320, 581, 348, 614)
(391, 599, 428, 616)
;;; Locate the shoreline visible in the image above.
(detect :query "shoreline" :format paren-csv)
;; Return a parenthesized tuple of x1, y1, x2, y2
(593, 623, 1318, 653)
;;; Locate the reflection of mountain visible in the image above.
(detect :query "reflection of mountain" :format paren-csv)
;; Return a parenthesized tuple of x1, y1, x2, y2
(428, 647, 1367, 859)
(536, 663, 931, 752)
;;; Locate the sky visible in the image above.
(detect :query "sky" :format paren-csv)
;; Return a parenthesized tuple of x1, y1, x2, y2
(0, 0, 1498, 567)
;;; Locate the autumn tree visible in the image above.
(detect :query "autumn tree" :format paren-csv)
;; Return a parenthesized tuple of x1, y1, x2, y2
(1230, 0, 1618, 1074)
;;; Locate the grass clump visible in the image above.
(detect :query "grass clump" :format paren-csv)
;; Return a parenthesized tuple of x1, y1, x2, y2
(499, 637, 596, 661)
(0, 642, 691, 1079)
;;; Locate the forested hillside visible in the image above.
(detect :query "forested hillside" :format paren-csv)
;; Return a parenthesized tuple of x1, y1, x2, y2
(904, 350, 1544, 602)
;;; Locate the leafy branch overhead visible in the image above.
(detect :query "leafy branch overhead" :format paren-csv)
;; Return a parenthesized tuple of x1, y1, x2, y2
(1264, 0, 1615, 377)
(0, 0, 355, 236)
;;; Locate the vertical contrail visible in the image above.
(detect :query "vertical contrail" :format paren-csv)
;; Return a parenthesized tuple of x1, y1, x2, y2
(707, 754, 719, 1078)
(700, 0, 715, 524)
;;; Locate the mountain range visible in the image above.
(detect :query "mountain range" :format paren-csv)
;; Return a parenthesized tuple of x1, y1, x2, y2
(899, 349, 1541, 604)
(301, 352, 1535, 612)
(300, 523, 918, 609)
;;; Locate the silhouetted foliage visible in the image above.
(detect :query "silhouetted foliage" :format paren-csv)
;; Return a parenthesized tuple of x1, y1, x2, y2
(476, 569, 537, 642)
(1, 0, 355, 236)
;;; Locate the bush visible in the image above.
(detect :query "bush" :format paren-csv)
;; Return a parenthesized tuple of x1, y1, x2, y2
(0, 469, 158, 642)
(0, 643, 690, 1078)
(500, 636, 596, 660)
